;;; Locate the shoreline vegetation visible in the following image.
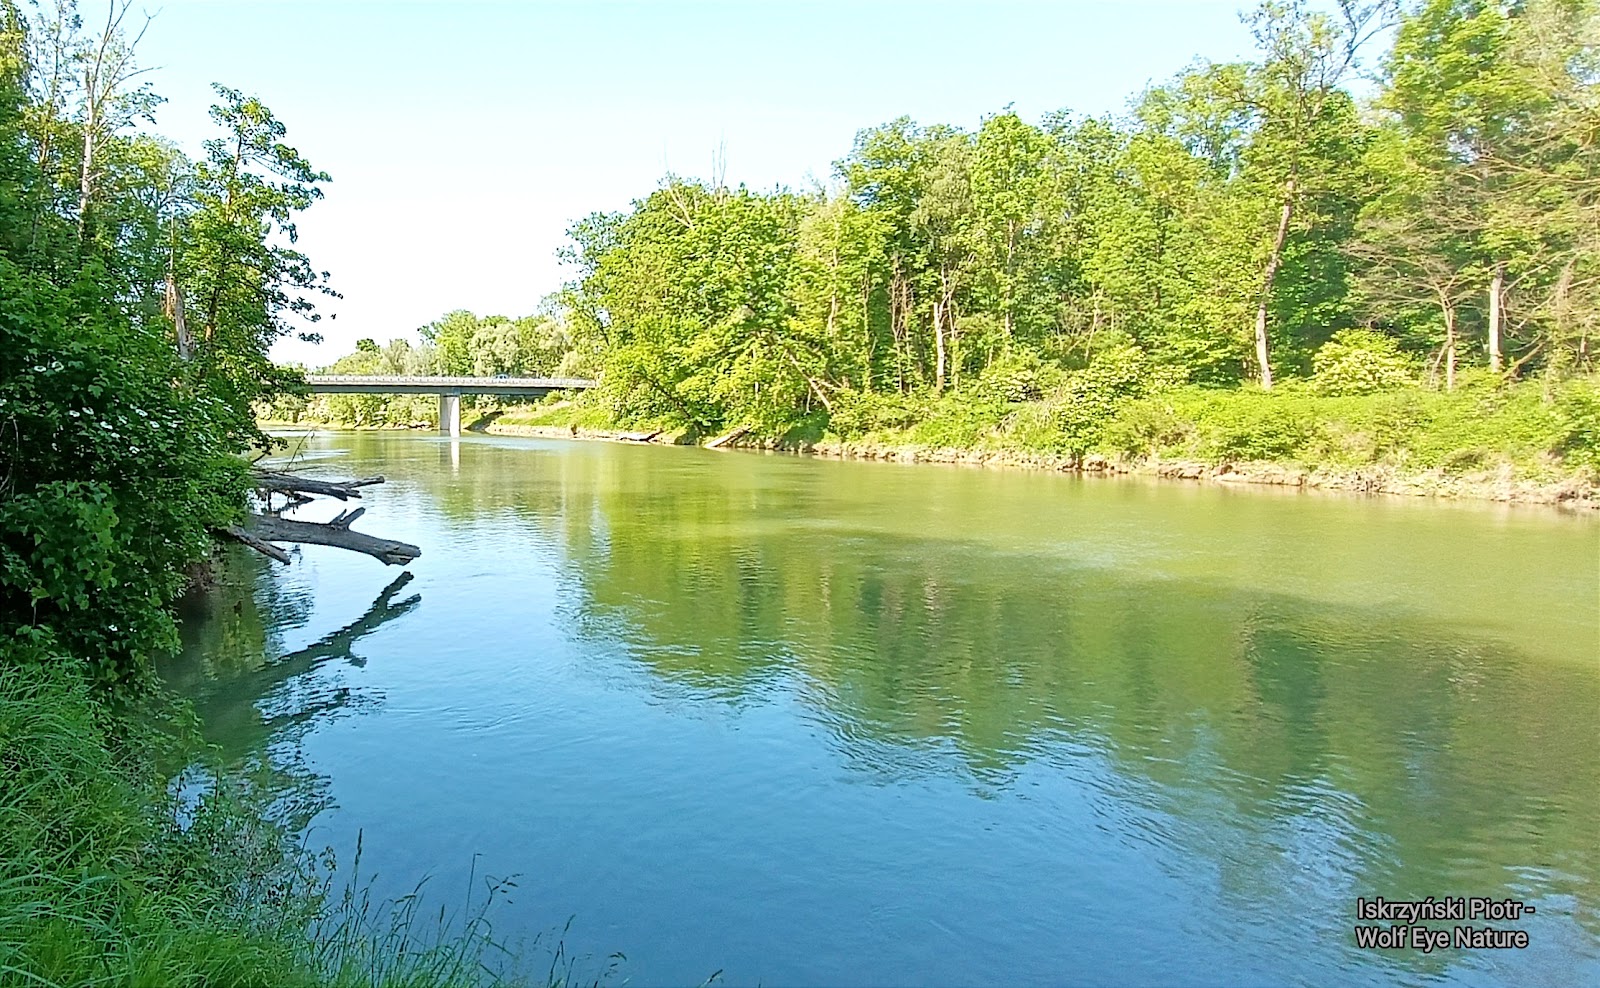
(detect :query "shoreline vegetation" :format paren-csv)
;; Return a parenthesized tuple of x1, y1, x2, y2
(0, 2, 596, 984)
(262, 369, 1600, 511)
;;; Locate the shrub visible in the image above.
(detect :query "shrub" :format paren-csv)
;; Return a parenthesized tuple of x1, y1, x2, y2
(970, 352, 1055, 404)
(1053, 343, 1154, 454)
(1554, 379, 1600, 471)
(827, 388, 928, 438)
(1101, 399, 1192, 459)
(1188, 389, 1321, 461)
(1312, 329, 1416, 396)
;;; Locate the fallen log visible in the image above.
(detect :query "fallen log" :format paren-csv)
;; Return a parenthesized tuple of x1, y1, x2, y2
(223, 524, 292, 564)
(252, 471, 386, 501)
(232, 509, 421, 566)
(617, 430, 661, 443)
(706, 425, 750, 449)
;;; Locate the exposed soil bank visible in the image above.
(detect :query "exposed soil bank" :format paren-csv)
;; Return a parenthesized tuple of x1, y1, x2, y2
(482, 422, 1599, 511)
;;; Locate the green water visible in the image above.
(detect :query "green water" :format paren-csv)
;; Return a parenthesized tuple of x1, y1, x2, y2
(166, 431, 1600, 986)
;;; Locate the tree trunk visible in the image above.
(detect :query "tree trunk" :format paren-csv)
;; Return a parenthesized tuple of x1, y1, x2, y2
(1253, 178, 1295, 390)
(253, 471, 386, 501)
(932, 299, 946, 394)
(225, 473, 420, 565)
(1004, 219, 1017, 341)
(76, 103, 96, 244)
(1488, 262, 1504, 373)
(1444, 302, 1458, 392)
(166, 271, 192, 361)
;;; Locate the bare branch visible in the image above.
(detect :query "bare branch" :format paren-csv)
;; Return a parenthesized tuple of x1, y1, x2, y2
(251, 471, 386, 501)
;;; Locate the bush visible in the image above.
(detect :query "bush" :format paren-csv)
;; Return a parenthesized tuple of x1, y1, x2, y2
(1313, 329, 1416, 396)
(969, 352, 1057, 404)
(1053, 343, 1155, 454)
(1187, 389, 1321, 461)
(1554, 379, 1600, 471)
(1100, 398, 1192, 459)
(827, 388, 928, 438)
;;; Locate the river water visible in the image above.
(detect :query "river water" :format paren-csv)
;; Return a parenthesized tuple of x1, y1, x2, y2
(165, 430, 1600, 987)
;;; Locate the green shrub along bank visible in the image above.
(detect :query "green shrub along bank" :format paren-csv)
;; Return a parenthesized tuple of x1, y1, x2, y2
(815, 346, 1600, 484)
(453, 340, 1600, 503)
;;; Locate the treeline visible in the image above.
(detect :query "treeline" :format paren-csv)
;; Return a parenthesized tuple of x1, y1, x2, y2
(305, 1, 1598, 476)
(556, 0, 1596, 437)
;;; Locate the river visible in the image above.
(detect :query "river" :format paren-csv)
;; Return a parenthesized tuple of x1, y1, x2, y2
(164, 430, 1600, 987)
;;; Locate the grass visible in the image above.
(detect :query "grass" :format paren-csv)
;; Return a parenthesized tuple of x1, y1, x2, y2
(0, 657, 614, 988)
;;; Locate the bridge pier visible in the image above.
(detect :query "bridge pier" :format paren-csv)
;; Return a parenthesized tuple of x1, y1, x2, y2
(438, 392, 461, 437)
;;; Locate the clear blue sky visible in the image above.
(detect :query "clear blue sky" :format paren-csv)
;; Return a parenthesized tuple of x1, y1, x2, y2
(133, 1, 1263, 364)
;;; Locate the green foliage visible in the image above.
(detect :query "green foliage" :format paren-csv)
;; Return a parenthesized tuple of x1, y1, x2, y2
(969, 351, 1058, 404)
(1553, 380, 1600, 472)
(1185, 387, 1324, 461)
(1099, 398, 1194, 458)
(1052, 343, 1157, 455)
(827, 388, 928, 438)
(1313, 328, 1418, 395)
(0, 260, 252, 683)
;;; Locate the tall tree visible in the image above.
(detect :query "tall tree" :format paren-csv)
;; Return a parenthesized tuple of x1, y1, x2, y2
(1233, 0, 1397, 387)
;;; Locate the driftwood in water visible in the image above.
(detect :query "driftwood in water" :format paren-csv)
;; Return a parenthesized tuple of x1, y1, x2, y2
(706, 425, 750, 449)
(253, 471, 386, 501)
(617, 429, 661, 443)
(223, 472, 421, 566)
(234, 508, 421, 566)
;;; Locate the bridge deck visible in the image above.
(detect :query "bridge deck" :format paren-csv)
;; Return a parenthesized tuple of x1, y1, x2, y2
(303, 374, 595, 395)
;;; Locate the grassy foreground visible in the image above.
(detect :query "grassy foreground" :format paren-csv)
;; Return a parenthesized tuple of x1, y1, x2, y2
(0, 649, 596, 988)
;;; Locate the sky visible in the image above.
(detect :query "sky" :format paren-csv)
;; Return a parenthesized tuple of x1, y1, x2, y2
(130, 1, 1265, 365)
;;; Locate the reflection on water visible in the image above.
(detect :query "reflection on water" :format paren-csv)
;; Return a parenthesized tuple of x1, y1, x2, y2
(165, 431, 1600, 987)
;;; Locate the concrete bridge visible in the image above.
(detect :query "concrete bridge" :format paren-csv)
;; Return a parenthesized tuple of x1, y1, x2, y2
(303, 375, 595, 436)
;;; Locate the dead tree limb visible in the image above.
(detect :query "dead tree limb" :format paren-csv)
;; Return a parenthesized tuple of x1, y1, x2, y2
(234, 513, 421, 566)
(706, 425, 751, 449)
(223, 524, 292, 564)
(252, 471, 386, 501)
(225, 471, 420, 565)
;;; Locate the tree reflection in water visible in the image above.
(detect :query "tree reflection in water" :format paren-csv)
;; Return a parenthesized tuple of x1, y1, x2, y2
(164, 560, 420, 830)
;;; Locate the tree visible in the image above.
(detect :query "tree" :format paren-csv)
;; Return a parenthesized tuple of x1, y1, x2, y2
(181, 83, 335, 446)
(1229, 0, 1398, 387)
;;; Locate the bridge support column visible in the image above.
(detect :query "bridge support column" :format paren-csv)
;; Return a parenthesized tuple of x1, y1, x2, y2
(438, 392, 461, 437)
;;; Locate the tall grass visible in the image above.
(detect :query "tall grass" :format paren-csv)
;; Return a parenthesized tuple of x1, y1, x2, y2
(0, 660, 612, 988)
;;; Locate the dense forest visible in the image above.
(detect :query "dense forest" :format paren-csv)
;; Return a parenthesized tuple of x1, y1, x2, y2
(287, 0, 1599, 491)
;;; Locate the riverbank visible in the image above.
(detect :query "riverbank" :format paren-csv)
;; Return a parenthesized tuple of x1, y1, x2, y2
(473, 421, 1599, 510)
(262, 374, 1600, 511)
